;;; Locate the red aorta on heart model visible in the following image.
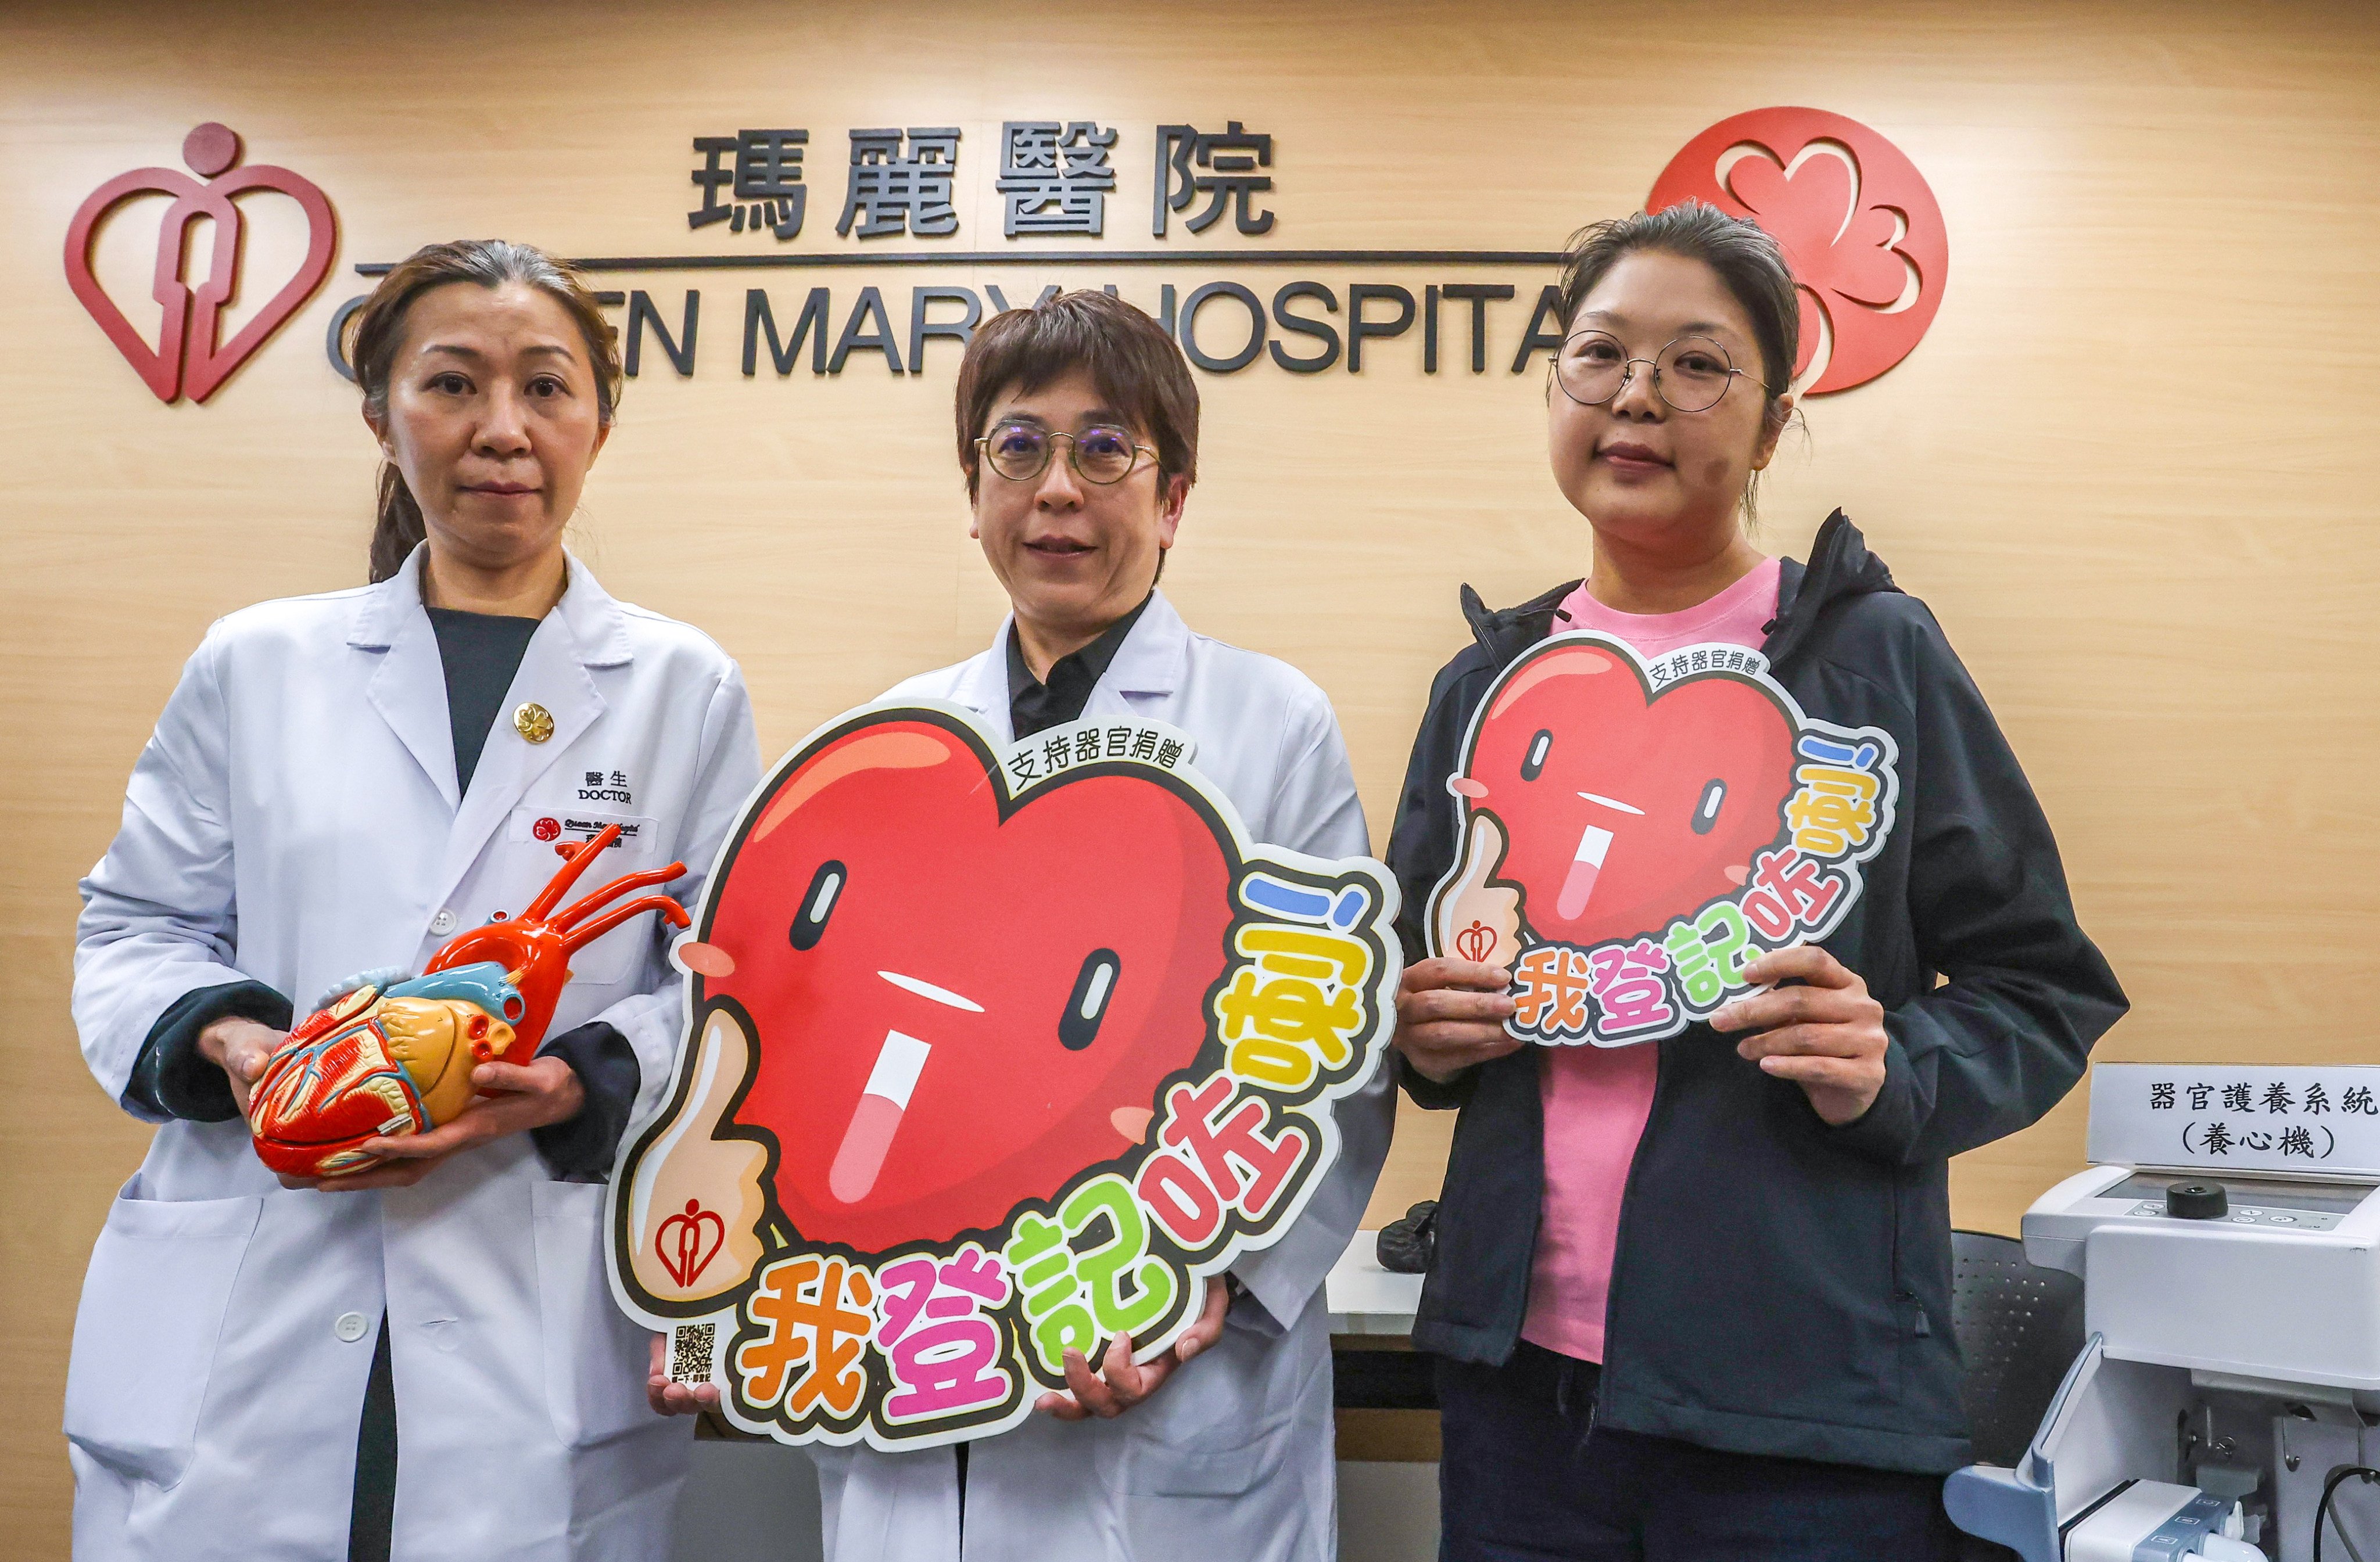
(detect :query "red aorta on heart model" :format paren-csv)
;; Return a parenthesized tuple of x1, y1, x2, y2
(246, 824, 689, 1177)
(690, 715, 1235, 1255)
(1457, 640, 1795, 952)
(424, 823, 691, 1061)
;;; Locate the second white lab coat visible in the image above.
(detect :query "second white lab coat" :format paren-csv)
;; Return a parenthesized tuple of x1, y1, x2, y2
(66, 548, 762, 1560)
(809, 591, 1393, 1562)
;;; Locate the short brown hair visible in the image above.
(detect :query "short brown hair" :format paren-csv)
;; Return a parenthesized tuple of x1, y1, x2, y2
(346, 239, 623, 583)
(953, 290, 1199, 499)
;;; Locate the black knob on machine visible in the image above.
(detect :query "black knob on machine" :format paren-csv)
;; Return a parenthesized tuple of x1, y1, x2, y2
(2166, 1181, 2229, 1220)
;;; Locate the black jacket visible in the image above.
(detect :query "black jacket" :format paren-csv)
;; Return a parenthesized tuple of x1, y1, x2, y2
(1386, 512, 2127, 1474)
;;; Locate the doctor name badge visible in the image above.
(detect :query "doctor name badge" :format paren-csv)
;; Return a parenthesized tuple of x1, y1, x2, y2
(605, 701, 1403, 1452)
(509, 808, 657, 856)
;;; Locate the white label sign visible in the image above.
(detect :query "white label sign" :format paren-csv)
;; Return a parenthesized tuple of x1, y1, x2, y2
(2089, 1063, 2380, 1177)
(507, 807, 658, 856)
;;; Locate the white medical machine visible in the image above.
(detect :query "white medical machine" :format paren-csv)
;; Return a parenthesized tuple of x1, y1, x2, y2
(1947, 1064, 2380, 1562)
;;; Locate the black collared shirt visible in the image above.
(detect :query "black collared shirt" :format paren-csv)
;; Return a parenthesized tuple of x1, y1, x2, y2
(1006, 596, 1153, 739)
(425, 606, 541, 792)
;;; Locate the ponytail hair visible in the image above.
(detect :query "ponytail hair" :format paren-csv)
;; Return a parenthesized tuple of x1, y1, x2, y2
(345, 240, 623, 583)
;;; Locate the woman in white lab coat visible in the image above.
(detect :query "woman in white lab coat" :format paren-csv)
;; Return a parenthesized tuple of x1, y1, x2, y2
(67, 239, 761, 1562)
(650, 289, 1393, 1562)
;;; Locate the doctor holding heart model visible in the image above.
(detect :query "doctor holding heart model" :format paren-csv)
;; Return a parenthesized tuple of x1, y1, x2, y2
(1386, 203, 2130, 1560)
(65, 239, 760, 1561)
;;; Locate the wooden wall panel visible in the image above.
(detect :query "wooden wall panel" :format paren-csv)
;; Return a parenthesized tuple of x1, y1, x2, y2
(5, 0, 2377, 1545)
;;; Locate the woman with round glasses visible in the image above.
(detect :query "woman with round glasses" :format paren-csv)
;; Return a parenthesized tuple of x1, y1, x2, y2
(653, 288, 1389, 1562)
(1384, 202, 2127, 1559)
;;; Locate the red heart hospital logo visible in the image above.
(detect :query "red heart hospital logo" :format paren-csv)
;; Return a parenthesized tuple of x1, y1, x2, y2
(1650, 107, 1948, 394)
(63, 123, 339, 404)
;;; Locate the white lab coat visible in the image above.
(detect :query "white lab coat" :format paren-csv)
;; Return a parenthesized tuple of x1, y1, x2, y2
(809, 591, 1393, 1562)
(66, 547, 761, 1561)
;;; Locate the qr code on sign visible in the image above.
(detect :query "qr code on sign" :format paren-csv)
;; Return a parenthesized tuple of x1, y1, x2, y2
(670, 1323, 716, 1385)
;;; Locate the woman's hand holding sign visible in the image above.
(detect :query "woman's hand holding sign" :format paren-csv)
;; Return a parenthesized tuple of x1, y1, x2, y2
(1397, 814, 1524, 1085)
(1393, 961, 1521, 1086)
(1711, 945, 1889, 1125)
(1037, 1274, 1231, 1420)
(648, 1333, 722, 1417)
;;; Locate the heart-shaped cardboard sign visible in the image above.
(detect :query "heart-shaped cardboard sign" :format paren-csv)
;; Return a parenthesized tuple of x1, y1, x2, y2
(1463, 640, 1798, 953)
(610, 703, 1400, 1451)
(1428, 633, 1899, 1046)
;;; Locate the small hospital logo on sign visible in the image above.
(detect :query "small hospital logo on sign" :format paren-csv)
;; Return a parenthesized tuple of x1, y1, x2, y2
(533, 817, 561, 842)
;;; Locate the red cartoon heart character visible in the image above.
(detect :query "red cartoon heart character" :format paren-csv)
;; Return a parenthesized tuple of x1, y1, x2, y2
(1433, 640, 1795, 960)
(648, 713, 1236, 1263)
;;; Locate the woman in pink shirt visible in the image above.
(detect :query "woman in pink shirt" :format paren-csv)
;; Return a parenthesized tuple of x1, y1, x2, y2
(1384, 203, 2125, 1559)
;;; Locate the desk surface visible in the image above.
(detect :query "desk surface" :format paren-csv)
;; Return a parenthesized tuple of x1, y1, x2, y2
(1325, 1229, 1424, 1335)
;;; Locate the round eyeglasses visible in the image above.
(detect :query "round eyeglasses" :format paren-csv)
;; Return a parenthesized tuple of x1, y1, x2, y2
(975, 421, 1155, 486)
(1552, 331, 1766, 414)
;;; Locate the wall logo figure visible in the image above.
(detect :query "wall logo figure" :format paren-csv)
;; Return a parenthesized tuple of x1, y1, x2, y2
(63, 122, 338, 404)
(1649, 107, 1947, 394)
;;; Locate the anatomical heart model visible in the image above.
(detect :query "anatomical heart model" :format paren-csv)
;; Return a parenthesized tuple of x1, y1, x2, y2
(248, 824, 689, 1177)
(610, 703, 1400, 1452)
(1428, 634, 1898, 1047)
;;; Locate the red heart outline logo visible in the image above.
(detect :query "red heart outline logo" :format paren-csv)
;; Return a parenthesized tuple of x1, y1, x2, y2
(63, 123, 339, 404)
(657, 1199, 727, 1287)
(1648, 107, 1948, 394)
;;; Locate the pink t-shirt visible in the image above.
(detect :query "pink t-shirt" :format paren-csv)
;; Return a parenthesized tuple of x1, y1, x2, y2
(1520, 555, 1783, 1363)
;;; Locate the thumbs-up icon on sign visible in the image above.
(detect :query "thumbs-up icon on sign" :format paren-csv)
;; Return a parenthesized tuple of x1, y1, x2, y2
(1429, 813, 1523, 973)
(621, 1004, 770, 1306)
